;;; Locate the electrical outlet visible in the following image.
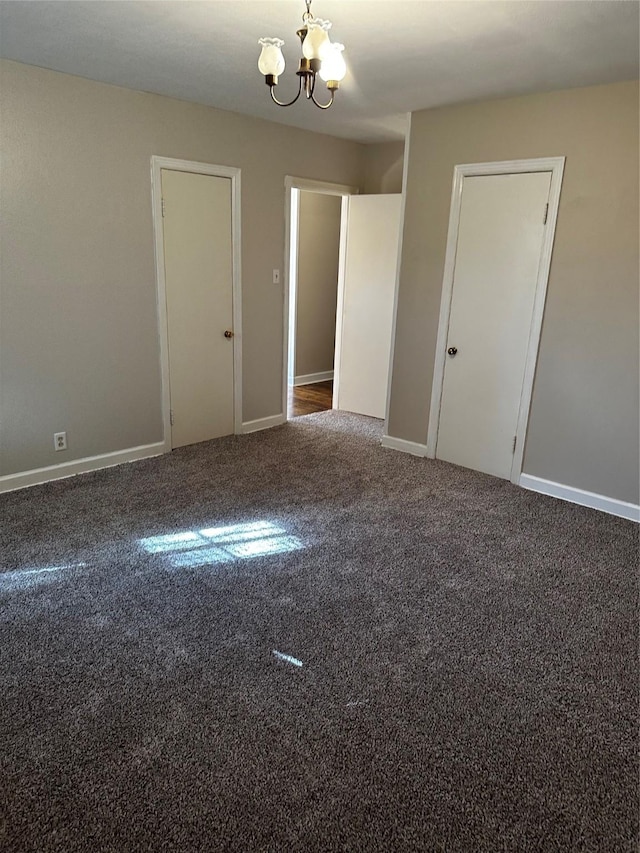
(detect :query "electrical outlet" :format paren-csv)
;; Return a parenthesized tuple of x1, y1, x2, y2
(54, 431, 67, 451)
(272, 269, 281, 285)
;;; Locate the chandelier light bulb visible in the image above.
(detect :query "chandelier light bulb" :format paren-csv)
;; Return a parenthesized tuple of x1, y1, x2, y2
(258, 38, 285, 77)
(302, 17, 332, 61)
(319, 43, 346, 83)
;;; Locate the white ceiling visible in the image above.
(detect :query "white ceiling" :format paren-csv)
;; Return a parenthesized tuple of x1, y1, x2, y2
(1, 1, 638, 143)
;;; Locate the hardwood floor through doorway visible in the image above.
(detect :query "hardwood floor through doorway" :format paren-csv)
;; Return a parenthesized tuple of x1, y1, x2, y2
(288, 381, 333, 417)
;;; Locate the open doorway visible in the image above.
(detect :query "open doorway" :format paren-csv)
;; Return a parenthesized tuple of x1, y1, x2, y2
(283, 177, 357, 420)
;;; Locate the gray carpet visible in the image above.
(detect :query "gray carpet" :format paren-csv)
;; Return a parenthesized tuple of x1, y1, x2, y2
(1, 411, 638, 852)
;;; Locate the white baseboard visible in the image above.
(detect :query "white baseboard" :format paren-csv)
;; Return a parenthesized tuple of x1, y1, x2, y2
(293, 371, 334, 387)
(242, 414, 286, 434)
(0, 441, 168, 494)
(519, 473, 640, 522)
(381, 434, 429, 457)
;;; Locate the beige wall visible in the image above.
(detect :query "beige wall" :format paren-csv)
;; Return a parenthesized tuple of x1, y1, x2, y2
(0, 60, 364, 476)
(362, 141, 405, 194)
(3, 60, 637, 506)
(295, 191, 342, 379)
(388, 80, 639, 504)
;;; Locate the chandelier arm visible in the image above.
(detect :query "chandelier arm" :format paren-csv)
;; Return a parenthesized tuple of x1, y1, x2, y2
(310, 88, 336, 110)
(269, 78, 304, 108)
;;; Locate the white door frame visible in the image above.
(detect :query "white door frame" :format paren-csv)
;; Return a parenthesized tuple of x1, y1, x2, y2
(283, 176, 359, 420)
(426, 156, 565, 483)
(151, 156, 242, 450)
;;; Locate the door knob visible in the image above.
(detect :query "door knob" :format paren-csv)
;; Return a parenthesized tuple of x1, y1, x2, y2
(447, 346, 458, 356)
(224, 330, 234, 339)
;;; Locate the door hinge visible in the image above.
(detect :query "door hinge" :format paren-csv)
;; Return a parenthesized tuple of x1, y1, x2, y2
(170, 409, 175, 426)
(512, 435, 517, 454)
(543, 203, 549, 225)
(161, 197, 166, 218)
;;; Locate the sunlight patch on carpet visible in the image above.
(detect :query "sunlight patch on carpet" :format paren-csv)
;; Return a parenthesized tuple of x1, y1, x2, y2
(1, 562, 87, 590)
(138, 521, 304, 569)
(272, 650, 304, 667)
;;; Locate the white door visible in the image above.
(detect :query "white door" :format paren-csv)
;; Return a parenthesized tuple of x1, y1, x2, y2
(436, 172, 552, 479)
(335, 194, 401, 419)
(161, 169, 234, 448)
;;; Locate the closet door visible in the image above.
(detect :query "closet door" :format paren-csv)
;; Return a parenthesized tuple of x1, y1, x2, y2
(436, 171, 552, 479)
(161, 169, 235, 448)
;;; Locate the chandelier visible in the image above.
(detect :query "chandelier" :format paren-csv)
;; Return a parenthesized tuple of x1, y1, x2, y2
(257, 0, 346, 110)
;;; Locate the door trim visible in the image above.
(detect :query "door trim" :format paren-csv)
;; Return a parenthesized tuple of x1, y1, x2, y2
(426, 157, 565, 483)
(283, 176, 359, 421)
(151, 156, 242, 449)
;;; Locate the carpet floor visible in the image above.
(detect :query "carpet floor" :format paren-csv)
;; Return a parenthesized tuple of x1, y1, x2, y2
(1, 411, 638, 852)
